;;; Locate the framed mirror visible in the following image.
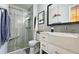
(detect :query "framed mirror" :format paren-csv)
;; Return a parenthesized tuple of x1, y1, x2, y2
(38, 11, 45, 24)
(47, 4, 79, 26)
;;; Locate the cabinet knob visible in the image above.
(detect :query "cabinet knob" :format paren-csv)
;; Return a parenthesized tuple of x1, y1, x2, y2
(55, 51, 59, 54)
(42, 44, 46, 47)
(42, 37, 45, 38)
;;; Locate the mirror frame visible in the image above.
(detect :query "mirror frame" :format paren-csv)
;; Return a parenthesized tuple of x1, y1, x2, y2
(47, 4, 79, 26)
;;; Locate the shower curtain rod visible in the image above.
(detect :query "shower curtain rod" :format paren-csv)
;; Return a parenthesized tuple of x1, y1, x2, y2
(9, 6, 24, 12)
(0, 8, 7, 10)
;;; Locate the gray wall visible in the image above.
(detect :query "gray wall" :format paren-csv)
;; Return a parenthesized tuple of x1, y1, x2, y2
(28, 6, 33, 41)
(37, 4, 51, 32)
(37, 4, 79, 33)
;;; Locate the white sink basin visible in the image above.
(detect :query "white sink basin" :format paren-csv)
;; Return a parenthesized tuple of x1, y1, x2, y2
(42, 32, 79, 38)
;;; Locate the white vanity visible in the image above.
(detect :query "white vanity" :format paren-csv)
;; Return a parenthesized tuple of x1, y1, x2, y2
(37, 32, 79, 54)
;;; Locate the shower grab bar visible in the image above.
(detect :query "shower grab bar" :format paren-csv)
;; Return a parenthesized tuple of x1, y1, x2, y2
(9, 36, 19, 41)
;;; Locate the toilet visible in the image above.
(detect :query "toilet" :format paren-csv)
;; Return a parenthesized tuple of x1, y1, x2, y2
(29, 40, 39, 54)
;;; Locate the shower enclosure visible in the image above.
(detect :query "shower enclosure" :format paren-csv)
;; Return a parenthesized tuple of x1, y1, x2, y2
(8, 5, 33, 52)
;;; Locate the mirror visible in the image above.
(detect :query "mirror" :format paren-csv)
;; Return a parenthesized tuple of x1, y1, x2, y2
(47, 4, 79, 26)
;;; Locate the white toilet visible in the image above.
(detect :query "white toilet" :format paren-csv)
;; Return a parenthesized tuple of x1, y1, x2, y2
(29, 40, 39, 54)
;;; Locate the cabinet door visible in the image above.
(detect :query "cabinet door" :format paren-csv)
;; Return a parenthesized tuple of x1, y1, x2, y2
(41, 41, 48, 53)
(48, 34, 78, 53)
(47, 44, 56, 54)
(40, 34, 48, 41)
(47, 43, 73, 54)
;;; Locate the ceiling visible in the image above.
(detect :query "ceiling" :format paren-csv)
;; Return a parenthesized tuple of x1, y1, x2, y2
(13, 4, 33, 10)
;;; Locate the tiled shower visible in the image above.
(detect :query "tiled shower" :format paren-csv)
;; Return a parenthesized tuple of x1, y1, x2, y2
(8, 5, 33, 52)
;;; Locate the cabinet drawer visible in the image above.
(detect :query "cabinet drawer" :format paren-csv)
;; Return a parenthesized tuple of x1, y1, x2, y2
(40, 34, 48, 41)
(47, 44, 73, 54)
(41, 41, 48, 52)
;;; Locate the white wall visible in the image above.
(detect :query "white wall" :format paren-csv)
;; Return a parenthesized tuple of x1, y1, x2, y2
(0, 4, 9, 54)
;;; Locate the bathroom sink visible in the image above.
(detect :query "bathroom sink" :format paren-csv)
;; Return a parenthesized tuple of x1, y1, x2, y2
(41, 32, 79, 38)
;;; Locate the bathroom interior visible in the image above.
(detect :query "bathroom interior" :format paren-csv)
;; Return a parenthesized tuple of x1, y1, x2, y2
(0, 4, 79, 54)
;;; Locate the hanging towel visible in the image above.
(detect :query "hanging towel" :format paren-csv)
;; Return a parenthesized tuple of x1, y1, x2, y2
(0, 10, 1, 45)
(0, 8, 10, 45)
(5, 9, 11, 44)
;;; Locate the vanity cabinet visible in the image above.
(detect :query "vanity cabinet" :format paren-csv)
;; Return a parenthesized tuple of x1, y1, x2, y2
(47, 43, 73, 54)
(39, 32, 79, 54)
